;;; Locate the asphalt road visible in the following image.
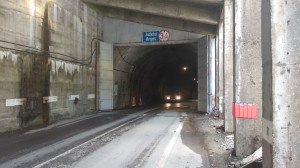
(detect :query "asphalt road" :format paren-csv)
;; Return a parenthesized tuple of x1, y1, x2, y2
(0, 101, 209, 168)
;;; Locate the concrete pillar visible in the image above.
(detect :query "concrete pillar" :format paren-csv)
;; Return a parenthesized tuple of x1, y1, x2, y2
(218, 10, 224, 117)
(198, 36, 215, 113)
(208, 36, 216, 113)
(215, 29, 219, 113)
(223, 0, 234, 132)
(262, 0, 300, 167)
(233, 0, 262, 156)
(198, 36, 208, 112)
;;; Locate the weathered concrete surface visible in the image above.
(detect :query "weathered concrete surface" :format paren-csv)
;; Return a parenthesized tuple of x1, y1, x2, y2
(0, 0, 48, 132)
(223, 0, 234, 132)
(0, 50, 22, 132)
(217, 10, 224, 117)
(215, 32, 219, 113)
(99, 6, 217, 35)
(233, 0, 262, 156)
(198, 36, 208, 112)
(262, 0, 300, 167)
(113, 46, 136, 109)
(165, 0, 223, 5)
(0, 0, 100, 132)
(48, 0, 98, 120)
(97, 42, 113, 111)
(208, 36, 216, 112)
(103, 17, 203, 45)
(261, 0, 273, 167)
(82, 0, 220, 25)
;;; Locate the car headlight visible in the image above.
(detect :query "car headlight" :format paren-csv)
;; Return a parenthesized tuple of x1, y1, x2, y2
(166, 96, 171, 100)
(175, 96, 181, 100)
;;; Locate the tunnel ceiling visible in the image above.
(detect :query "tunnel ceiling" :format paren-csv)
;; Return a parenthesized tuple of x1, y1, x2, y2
(82, 0, 223, 34)
(116, 43, 198, 74)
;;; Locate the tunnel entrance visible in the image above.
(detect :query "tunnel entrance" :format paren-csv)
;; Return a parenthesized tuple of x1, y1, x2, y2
(111, 40, 214, 112)
(113, 43, 198, 109)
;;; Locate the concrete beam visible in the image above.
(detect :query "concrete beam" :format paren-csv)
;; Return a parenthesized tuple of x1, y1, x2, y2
(262, 0, 300, 167)
(233, 0, 262, 156)
(98, 6, 217, 35)
(102, 17, 204, 44)
(83, 0, 219, 25)
(223, 0, 234, 132)
(165, 0, 223, 5)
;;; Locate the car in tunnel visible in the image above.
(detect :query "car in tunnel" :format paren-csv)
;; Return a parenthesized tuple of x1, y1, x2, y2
(165, 94, 182, 102)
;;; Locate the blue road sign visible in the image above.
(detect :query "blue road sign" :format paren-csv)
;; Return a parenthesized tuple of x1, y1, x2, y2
(143, 31, 159, 42)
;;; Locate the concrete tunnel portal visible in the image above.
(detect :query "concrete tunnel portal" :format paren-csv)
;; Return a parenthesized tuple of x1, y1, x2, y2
(2, 1, 300, 167)
(113, 43, 199, 109)
(99, 17, 211, 111)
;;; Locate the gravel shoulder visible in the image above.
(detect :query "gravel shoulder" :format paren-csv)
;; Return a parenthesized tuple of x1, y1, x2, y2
(191, 113, 233, 168)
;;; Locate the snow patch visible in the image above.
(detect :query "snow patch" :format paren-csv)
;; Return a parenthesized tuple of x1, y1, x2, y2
(51, 60, 80, 74)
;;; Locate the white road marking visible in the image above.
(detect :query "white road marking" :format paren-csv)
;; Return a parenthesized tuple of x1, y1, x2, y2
(158, 122, 183, 168)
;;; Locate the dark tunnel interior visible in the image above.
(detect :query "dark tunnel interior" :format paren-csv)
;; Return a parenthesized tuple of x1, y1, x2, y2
(115, 43, 198, 107)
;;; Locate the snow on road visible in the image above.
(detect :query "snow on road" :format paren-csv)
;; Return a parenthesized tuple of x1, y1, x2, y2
(73, 110, 206, 168)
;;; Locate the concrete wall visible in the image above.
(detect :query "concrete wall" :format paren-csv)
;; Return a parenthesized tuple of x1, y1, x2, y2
(0, 0, 100, 132)
(103, 17, 203, 45)
(0, 0, 49, 132)
(48, 1, 98, 120)
(262, 0, 300, 167)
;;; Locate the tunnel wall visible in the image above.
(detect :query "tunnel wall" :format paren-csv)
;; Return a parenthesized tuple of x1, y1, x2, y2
(0, 0, 100, 132)
(113, 46, 135, 109)
(113, 46, 160, 109)
(113, 44, 198, 109)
